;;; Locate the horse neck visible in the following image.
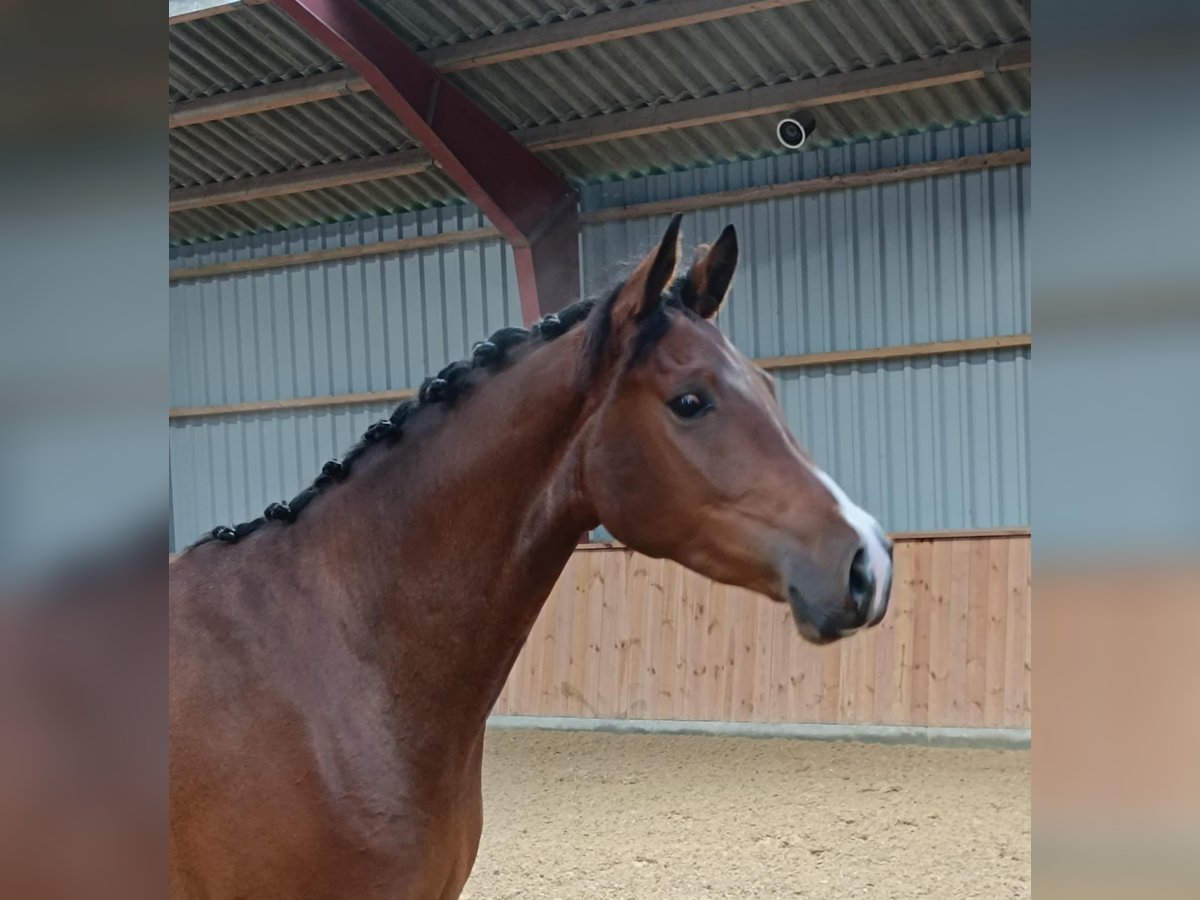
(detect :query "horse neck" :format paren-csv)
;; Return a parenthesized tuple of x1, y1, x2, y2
(307, 328, 597, 726)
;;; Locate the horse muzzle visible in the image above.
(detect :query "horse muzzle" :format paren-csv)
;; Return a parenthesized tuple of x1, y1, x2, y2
(785, 530, 893, 644)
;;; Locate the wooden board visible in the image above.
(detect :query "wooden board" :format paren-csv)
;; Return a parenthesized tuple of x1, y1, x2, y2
(965, 539, 992, 726)
(496, 534, 1031, 728)
(984, 538, 1012, 726)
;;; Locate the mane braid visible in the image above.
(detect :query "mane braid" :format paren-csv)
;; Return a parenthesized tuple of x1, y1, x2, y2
(190, 296, 600, 550)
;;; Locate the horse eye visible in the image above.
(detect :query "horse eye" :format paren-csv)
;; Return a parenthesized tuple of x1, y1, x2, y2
(667, 392, 712, 419)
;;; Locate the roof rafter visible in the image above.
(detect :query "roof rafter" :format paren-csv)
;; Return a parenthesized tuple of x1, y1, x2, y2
(272, 0, 580, 320)
(170, 70, 372, 128)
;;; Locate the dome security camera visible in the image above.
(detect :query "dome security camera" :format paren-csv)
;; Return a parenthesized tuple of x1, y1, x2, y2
(776, 112, 817, 150)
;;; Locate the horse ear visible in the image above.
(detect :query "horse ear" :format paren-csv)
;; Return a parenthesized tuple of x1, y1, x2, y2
(610, 213, 683, 327)
(680, 224, 738, 320)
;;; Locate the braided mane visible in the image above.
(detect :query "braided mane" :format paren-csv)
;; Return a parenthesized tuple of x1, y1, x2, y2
(188, 260, 705, 552)
(191, 295, 602, 549)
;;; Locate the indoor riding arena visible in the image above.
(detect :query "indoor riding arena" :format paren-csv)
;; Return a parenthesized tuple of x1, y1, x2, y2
(169, 1, 1031, 897)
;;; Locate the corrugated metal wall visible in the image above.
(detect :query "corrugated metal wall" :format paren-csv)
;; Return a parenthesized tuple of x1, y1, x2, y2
(580, 119, 1031, 353)
(169, 118, 1030, 549)
(169, 212, 523, 407)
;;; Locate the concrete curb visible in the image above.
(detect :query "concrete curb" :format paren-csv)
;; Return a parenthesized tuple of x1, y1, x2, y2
(487, 715, 1030, 750)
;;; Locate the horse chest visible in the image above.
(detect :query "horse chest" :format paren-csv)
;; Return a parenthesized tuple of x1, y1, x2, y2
(317, 774, 484, 900)
(303, 718, 486, 898)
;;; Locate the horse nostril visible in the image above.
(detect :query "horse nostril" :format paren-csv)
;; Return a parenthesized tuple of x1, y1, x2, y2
(847, 547, 875, 616)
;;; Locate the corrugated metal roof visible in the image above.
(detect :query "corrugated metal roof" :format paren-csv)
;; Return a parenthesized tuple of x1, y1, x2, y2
(169, 3, 341, 101)
(545, 73, 1029, 181)
(367, 0, 1029, 60)
(168, 169, 464, 244)
(168, 0, 1031, 243)
(171, 74, 1028, 243)
(170, 93, 418, 189)
(359, 0, 646, 47)
(376, 0, 1028, 130)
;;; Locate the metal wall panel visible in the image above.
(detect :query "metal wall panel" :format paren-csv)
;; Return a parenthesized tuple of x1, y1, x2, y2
(169, 401, 397, 552)
(579, 117, 1031, 356)
(775, 349, 1029, 534)
(170, 119, 1031, 549)
(169, 205, 521, 408)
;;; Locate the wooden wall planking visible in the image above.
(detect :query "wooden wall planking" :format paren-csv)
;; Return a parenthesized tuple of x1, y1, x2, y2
(496, 534, 1031, 729)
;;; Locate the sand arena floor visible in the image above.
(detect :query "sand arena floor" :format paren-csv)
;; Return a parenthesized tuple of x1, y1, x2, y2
(461, 730, 1029, 899)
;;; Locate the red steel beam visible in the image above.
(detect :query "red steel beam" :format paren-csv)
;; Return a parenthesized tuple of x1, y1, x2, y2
(272, 0, 580, 321)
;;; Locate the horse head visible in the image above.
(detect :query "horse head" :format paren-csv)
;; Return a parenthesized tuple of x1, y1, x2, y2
(579, 215, 892, 643)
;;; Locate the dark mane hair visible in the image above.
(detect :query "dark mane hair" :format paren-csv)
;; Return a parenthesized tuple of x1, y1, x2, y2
(583, 266, 702, 374)
(191, 270, 691, 550)
(631, 274, 696, 367)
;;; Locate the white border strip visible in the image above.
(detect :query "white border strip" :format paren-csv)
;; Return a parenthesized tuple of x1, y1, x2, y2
(488, 715, 1030, 749)
(169, 1, 247, 25)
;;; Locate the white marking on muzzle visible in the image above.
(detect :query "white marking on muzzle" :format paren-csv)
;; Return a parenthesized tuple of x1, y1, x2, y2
(811, 468, 892, 625)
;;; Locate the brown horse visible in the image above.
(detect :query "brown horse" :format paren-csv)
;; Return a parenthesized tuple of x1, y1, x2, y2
(169, 216, 892, 899)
